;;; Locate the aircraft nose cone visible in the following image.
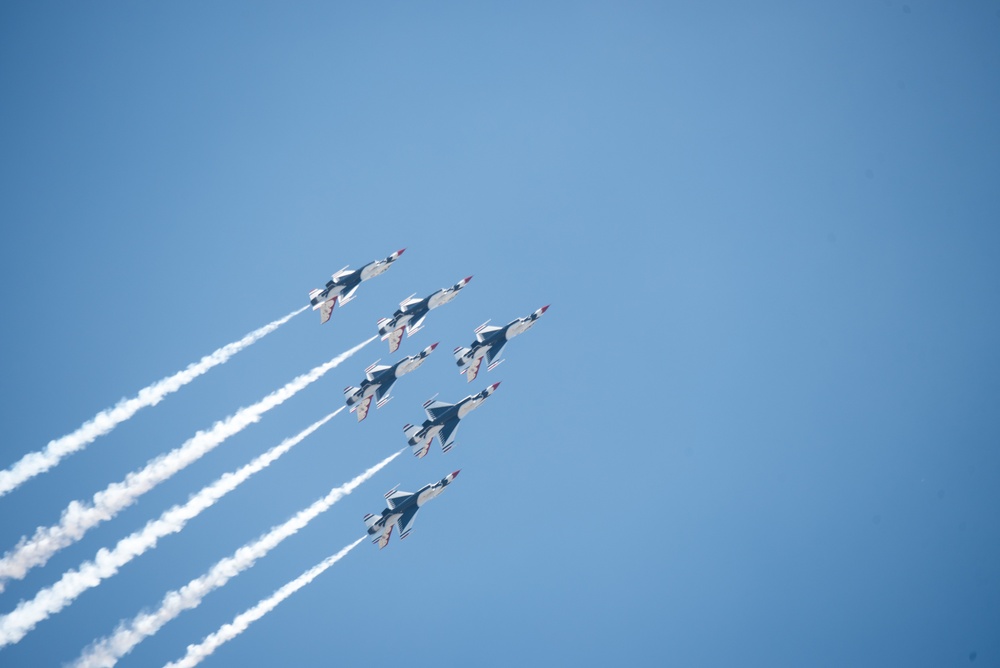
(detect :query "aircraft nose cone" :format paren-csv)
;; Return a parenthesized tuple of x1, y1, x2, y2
(540, 304, 550, 314)
(395, 248, 406, 256)
(450, 470, 461, 479)
(429, 342, 439, 351)
(489, 382, 501, 392)
(461, 275, 473, 285)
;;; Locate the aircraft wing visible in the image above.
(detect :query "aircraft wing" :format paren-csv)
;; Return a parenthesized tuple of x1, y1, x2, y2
(400, 295, 423, 310)
(376, 525, 393, 549)
(463, 357, 483, 383)
(486, 342, 506, 366)
(475, 325, 502, 343)
(319, 298, 336, 324)
(424, 401, 454, 421)
(438, 418, 461, 454)
(386, 490, 415, 510)
(374, 377, 396, 403)
(331, 266, 355, 281)
(407, 314, 427, 336)
(339, 284, 360, 305)
(354, 396, 373, 422)
(387, 327, 405, 353)
(397, 506, 420, 540)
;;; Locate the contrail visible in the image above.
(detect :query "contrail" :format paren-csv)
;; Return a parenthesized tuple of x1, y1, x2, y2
(0, 336, 375, 591)
(0, 306, 308, 498)
(73, 450, 402, 668)
(164, 537, 365, 668)
(0, 411, 342, 647)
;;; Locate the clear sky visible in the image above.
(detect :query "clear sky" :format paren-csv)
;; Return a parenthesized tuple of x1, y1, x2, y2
(1, 2, 999, 666)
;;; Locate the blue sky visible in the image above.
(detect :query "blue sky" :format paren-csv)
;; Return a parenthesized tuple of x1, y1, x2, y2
(1, 2, 999, 666)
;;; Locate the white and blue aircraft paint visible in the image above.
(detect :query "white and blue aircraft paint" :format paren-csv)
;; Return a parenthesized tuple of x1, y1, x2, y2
(308, 248, 405, 324)
(344, 343, 439, 422)
(376, 276, 472, 353)
(454, 305, 549, 382)
(403, 382, 500, 458)
(364, 470, 460, 549)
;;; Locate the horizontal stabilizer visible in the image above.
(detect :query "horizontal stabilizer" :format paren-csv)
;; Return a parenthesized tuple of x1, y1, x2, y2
(412, 438, 432, 459)
(487, 359, 505, 372)
(309, 288, 322, 304)
(376, 396, 392, 409)
(403, 423, 422, 442)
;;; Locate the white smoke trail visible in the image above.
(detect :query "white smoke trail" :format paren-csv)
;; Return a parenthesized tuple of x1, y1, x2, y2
(0, 307, 308, 498)
(164, 537, 364, 668)
(0, 411, 342, 647)
(0, 336, 375, 592)
(73, 450, 402, 668)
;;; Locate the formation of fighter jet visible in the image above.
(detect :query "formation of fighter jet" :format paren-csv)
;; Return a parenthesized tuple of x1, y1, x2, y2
(309, 249, 405, 324)
(376, 276, 472, 353)
(454, 305, 549, 382)
(403, 382, 500, 458)
(364, 470, 460, 548)
(301, 250, 547, 549)
(344, 343, 439, 422)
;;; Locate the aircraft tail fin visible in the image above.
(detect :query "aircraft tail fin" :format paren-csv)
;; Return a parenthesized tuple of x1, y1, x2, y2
(363, 513, 380, 531)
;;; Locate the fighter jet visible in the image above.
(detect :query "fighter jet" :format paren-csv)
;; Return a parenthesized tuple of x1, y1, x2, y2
(454, 305, 550, 382)
(364, 470, 460, 549)
(403, 382, 500, 458)
(308, 249, 405, 324)
(344, 343, 439, 422)
(377, 276, 472, 353)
